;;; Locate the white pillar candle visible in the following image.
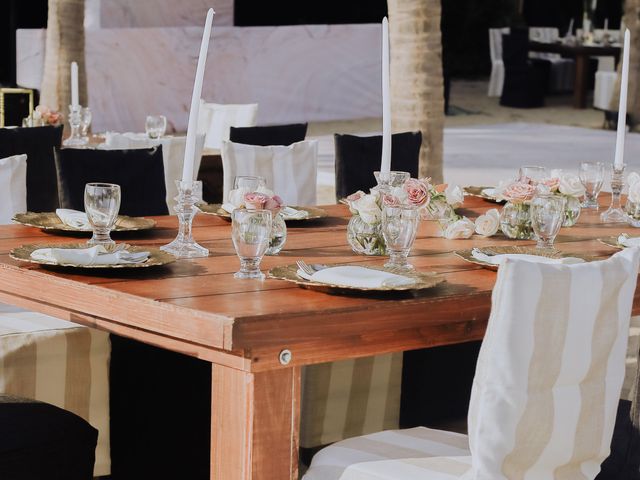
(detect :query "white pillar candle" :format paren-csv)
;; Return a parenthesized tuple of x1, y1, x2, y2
(614, 29, 630, 169)
(70, 61, 79, 107)
(591, 0, 597, 11)
(567, 18, 574, 37)
(182, 8, 215, 184)
(604, 18, 609, 32)
(380, 17, 391, 176)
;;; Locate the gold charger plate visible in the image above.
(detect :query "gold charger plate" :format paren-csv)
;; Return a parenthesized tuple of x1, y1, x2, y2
(13, 212, 156, 233)
(463, 186, 503, 203)
(599, 235, 634, 249)
(10, 243, 176, 269)
(199, 204, 329, 222)
(454, 245, 592, 270)
(268, 263, 443, 295)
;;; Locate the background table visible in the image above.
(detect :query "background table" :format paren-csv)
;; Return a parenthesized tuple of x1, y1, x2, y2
(0, 196, 638, 479)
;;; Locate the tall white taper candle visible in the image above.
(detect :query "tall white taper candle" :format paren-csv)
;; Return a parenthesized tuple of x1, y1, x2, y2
(614, 29, 630, 169)
(182, 8, 215, 183)
(70, 61, 79, 107)
(380, 17, 391, 175)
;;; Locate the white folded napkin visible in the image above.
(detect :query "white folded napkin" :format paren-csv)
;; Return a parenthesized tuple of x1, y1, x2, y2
(281, 206, 309, 220)
(31, 245, 150, 266)
(481, 188, 497, 198)
(618, 235, 640, 248)
(296, 265, 415, 289)
(221, 203, 237, 214)
(56, 209, 92, 231)
(471, 248, 585, 266)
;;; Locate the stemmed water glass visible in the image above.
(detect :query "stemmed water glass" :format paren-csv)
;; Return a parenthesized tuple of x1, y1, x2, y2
(232, 209, 272, 279)
(145, 115, 167, 139)
(381, 205, 420, 270)
(84, 183, 121, 246)
(518, 166, 547, 185)
(530, 194, 566, 249)
(578, 161, 605, 209)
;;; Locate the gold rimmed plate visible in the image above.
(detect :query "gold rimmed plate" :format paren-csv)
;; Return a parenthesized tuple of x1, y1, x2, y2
(199, 204, 329, 222)
(599, 235, 639, 249)
(268, 263, 444, 295)
(10, 243, 176, 269)
(463, 186, 503, 203)
(13, 212, 156, 233)
(455, 245, 592, 270)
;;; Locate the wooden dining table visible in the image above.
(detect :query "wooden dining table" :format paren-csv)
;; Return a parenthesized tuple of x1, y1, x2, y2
(0, 195, 639, 479)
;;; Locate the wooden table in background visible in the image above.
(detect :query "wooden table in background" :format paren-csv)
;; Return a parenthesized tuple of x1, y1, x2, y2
(0, 196, 638, 479)
(528, 41, 621, 109)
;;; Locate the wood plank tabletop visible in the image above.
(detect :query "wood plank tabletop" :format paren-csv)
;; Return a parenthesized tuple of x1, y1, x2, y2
(0, 195, 636, 373)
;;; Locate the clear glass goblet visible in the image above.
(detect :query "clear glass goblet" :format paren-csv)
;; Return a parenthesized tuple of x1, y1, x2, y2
(84, 183, 121, 246)
(145, 115, 167, 139)
(232, 209, 272, 280)
(579, 161, 605, 209)
(518, 165, 547, 185)
(382, 205, 420, 270)
(80, 107, 92, 139)
(233, 175, 266, 191)
(530, 194, 566, 249)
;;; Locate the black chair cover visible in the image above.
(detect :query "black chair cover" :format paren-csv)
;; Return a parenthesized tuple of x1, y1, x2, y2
(500, 29, 547, 108)
(334, 132, 422, 200)
(54, 146, 169, 216)
(0, 125, 63, 212)
(229, 123, 308, 146)
(0, 395, 98, 480)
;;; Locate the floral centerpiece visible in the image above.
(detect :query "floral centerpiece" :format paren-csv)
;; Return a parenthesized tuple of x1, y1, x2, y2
(537, 170, 585, 226)
(495, 181, 536, 239)
(24, 105, 63, 127)
(626, 172, 640, 226)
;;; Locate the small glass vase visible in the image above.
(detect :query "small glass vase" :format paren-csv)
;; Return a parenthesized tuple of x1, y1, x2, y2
(266, 212, 287, 255)
(500, 201, 533, 240)
(562, 195, 582, 227)
(347, 215, 386, 256)
(625, 200, 640, 228)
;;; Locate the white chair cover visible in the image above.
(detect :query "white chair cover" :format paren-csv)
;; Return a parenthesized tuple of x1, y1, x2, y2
(0, 311, 111, 476)
(0, 154, 26, 224)
(221, 139, 318, 206)
(488, 28, 510, 97)
(199, 102, 258, 151)
(304, 248, 640, 480)
(100, 132, 205, 211)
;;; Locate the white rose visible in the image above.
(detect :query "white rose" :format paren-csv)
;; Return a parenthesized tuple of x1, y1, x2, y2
(474, 209, 500, 237)
(629, 181, 640, 203)
(443, 217, 475, 240)
(353, 194, 381, 224)
(228, 187, 250, 208)
(628, 172, 640, 187)
(445, 184, 464, 208)
(558, 174, 586, 197)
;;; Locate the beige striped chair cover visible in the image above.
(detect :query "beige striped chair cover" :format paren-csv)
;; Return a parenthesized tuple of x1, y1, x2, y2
(0, 309, 110, 476)
(304, 248, 640, 479)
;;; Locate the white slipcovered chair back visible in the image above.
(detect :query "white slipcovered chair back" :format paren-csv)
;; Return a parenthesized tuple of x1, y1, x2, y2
(488, 27, 510, 97)
(0, 154, 27, 224)
(199, 102, 258, 151)
(221, 140, 318, 206)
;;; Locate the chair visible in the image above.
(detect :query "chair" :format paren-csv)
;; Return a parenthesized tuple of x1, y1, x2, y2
(529, 27, 575, 92)
(0, 394, 98, 480)
(334, 132, 421, 200)
(229, 123, 308, 146)
(54, 146, 169, 216)
(198, 102, 258, 150)
(488, 27, 510, 97)
(221, 139, 318, 205)
(99, 132, 206, 212)
(0, 308, 111, 476)
(0, 125, 63, 212)
(0, 154, 27, 224)
(500, 29, 547, 108)
(304, 248, 640, 480)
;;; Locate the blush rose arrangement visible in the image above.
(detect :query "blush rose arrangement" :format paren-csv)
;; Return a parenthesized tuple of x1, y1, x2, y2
(626, 172, 640, 225)
(28, 105, 63, 127)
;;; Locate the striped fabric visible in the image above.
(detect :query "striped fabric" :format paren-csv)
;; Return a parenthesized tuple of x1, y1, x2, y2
(0, 310, 111, 476)
(304, 249, 640, 480)
(301, 353, 402, 448)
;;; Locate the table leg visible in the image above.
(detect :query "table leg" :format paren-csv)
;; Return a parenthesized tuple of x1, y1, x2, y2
(211, 364, 301, 480)
(574, 53, 588, 109)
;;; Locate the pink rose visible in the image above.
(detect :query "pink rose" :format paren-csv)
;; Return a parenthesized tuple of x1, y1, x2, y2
(540, 177, 560, 191)
(404, 178, 430, 207)
(264, 195, 283, 214)
(382, 194, 401, 207)
(47, 112, 61, 125)
(501, 182, 536, 203)
(347, 191, 364, 203)
(244, 192, 269, 210)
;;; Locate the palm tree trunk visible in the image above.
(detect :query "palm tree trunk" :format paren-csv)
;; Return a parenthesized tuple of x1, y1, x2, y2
(387, 0, 445, 182)
(41, 0, 87, 117)
(610, 1, 640, 130)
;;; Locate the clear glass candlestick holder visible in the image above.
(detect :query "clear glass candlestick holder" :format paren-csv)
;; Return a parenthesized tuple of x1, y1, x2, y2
(601, 164, 627, 223)
(161, 180, 209, 258)
(373, 171, 410, 194)
(63, 105, 88, 147)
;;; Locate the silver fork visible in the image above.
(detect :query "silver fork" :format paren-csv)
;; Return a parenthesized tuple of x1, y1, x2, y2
(296, 260, 315, 276)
